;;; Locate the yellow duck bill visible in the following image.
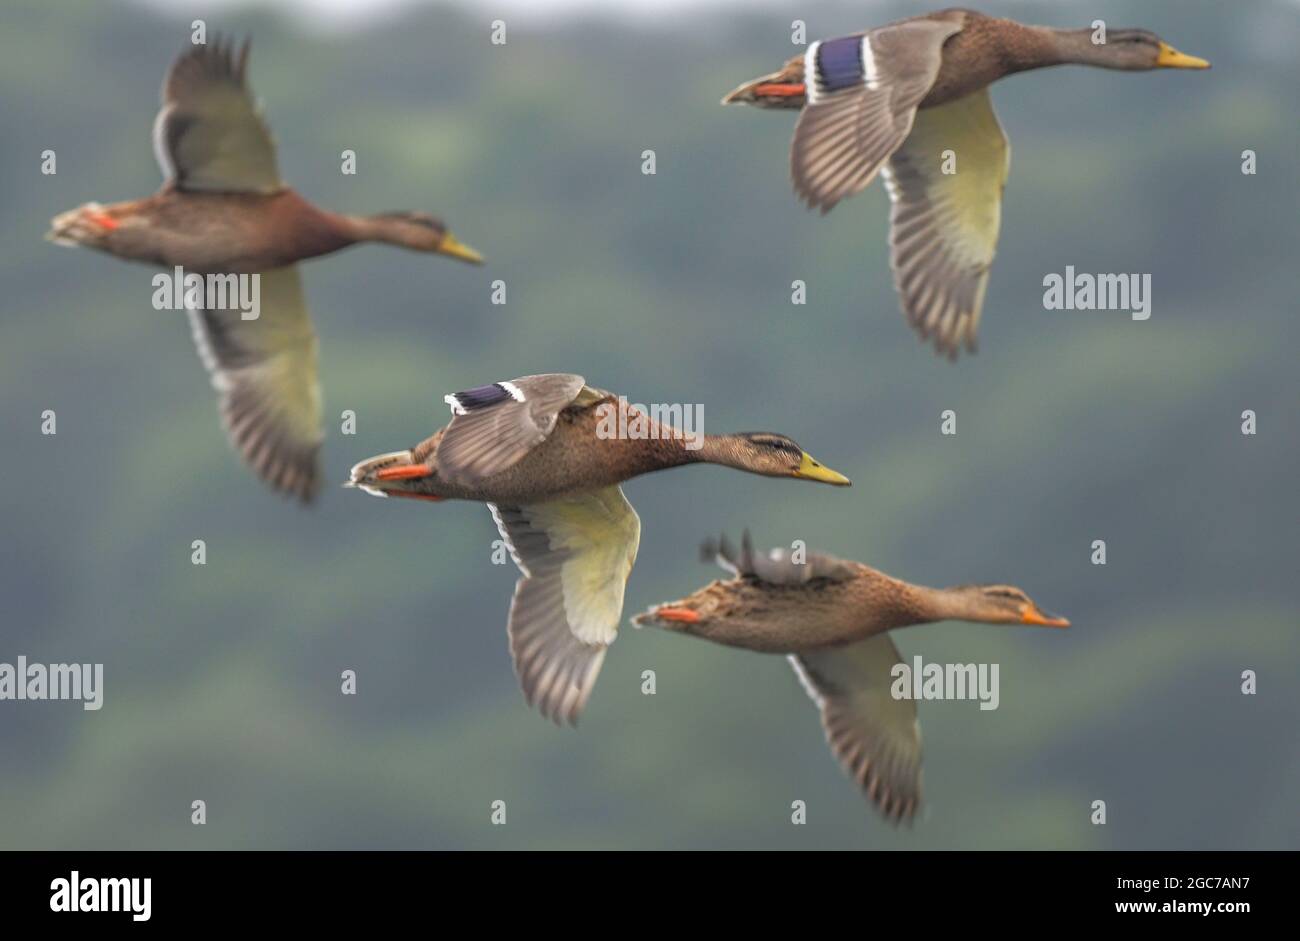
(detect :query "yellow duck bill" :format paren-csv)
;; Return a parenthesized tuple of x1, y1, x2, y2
(793, 451, 851, 486)
(437, 232, 485, 264)
(1155, 42, 1210, 69)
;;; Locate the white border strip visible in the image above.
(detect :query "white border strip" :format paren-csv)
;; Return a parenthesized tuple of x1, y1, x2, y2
(804, 39, 823, 104)
(861, 34, 880, 90)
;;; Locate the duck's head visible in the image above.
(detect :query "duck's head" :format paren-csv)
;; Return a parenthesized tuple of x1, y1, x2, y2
(1084, 29, 1210, 71)
(950, 584, 1070, 628)
(366, 211, 484, 263)
(712, 432, 851, 486)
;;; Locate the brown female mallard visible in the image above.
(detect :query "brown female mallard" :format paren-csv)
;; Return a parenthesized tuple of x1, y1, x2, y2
(634, 532, 1069, 823)
(47, 38, 482, 501)
(723, 7, 1209, 358)
(346, 374, 851, 725)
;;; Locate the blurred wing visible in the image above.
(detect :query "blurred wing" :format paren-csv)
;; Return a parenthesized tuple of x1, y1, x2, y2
(153, 36, 282, 193)
(701, 530, 858, 584)
(436, 373, 588, 486)
(186, 267, 323, 501)
(790, 634, 922, 823)
(883, 88, 1010, 357)
(489, 485, 641, 725)
(791, 20, 961, 212)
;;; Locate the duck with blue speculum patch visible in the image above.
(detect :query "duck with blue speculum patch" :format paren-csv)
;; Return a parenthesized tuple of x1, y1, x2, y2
(346, 374, 852, 725)
(723, 7, 1209, 358)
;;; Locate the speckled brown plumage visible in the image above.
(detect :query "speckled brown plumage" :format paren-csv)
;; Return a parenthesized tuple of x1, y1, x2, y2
(399, 392, 697, 504)
(48, 37, 482, 274)
(349, 375, 851, 727)
(357, 382, 849, 507)
(636, 532, 1063, 652)
(47, 37, 482, 503)
(723, 7, 1209, 358)
(634, 532, 1069, 824)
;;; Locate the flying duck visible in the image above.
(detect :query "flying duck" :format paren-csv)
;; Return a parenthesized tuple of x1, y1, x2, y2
(634, 531, 1069, 822)
(47, 37, 483, 501)
(346, 374, 851, 724)
(723, 7, 1209, 358)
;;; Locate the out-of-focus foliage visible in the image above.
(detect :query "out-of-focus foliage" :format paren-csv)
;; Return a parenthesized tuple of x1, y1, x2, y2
(0, 0, 1296, 848)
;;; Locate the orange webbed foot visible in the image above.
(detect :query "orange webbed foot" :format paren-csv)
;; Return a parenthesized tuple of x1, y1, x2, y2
(655, 606, 701, 624)
(374, 464, 433, 481)
(84, 210, 119, 231)
(754, 82, 806, 99)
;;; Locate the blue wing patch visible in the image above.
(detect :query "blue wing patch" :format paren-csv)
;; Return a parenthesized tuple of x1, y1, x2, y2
(816, 36, 864, 92)
(450, 383, 514, 412)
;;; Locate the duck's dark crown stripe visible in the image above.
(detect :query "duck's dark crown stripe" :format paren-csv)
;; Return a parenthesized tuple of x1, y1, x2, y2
(816, 36, 865, 92)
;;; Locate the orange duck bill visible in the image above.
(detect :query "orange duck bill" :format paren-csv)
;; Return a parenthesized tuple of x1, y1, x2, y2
(1020, 603, 1070, 628)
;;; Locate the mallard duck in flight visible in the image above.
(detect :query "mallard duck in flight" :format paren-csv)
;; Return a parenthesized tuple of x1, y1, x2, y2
(347, 374, 850, 725)
(635, 532, 1069, 823)
(47, 37, 483, 501)
(723, 7, 1209, 358)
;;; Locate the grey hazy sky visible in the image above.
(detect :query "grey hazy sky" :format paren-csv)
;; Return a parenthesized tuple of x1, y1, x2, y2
(135, 0, 789, 24)
(130, 0, 1300, 33)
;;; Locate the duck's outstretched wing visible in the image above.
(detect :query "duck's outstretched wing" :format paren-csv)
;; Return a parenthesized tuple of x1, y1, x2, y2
(489, 486, 641, 725)
(153, 36, 282, 193)
(435, 374, 589, 486)
(883, 87, 1010, 358)
(700, 531, 859, 584)
(790, 18, 962, 212)
(789, 634, 922, 824)
(186, 267, 322, 501)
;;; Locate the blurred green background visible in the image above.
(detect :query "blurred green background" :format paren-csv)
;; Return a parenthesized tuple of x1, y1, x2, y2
(1, 0, 1296, 849)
